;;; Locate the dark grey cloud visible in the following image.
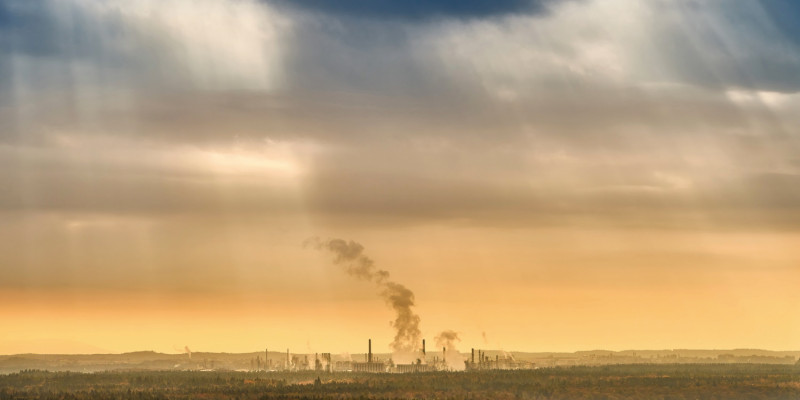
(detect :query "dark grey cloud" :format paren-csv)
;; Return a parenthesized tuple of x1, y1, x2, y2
(2, 47, 797, 231)
(270, 0, 557, 20)
(302, 168, 800, 231)
(0, 166, 302, 216)
(1, 0, 799, 234)
(3, 0, 799, 101)
(272, 0, 800, 109)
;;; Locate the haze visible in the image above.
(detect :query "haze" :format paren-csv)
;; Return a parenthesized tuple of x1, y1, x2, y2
(1, 0, 799, 355)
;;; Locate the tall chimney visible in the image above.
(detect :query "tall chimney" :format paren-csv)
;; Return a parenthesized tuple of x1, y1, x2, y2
(443, 347, 446, 364)
(422, 339, 426, 356)
(368, 339, 372, 363)
(471, 348, 475, 364)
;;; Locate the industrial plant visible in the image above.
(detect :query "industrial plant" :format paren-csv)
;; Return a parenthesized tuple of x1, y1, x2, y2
(249, 339, 532, 373)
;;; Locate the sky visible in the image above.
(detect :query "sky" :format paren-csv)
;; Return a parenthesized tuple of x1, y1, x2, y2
(1, 0, 799, 355)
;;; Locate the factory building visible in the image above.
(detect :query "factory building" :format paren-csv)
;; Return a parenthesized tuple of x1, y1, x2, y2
(352, 362, 387, 372)
(352, 339, 387, 373)
(261, 339, 532, 373)
(394, 363, 433, 373)
(465, 348, 531, 370)
(391, 339, 434, 373)
(333, 361, 353, 372)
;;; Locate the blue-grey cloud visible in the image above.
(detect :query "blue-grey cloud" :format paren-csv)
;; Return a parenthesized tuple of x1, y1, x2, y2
(0, 0, 59, 56)
(0, 0, 139, 98)
(758, 0, 800, 46)
(270, 0, 557, 20)
(0, 0, 287, 100)
(663, 0, 800, 93)
(0, 0, 111, 58)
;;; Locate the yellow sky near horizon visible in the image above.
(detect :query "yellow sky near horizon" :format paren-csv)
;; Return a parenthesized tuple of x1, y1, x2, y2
(2, 226, 798, 355)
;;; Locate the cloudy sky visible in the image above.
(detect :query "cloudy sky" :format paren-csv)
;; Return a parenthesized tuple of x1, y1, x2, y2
(1, 0, 799, 355)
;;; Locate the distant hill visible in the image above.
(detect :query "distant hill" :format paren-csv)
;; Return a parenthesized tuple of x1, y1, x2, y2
(1, 349, 797, 374)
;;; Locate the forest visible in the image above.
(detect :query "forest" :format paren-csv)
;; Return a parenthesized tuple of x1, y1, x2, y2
(1, 364, 799, 399)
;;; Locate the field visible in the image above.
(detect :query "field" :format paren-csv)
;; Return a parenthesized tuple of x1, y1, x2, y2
(2, 364, 799, 400)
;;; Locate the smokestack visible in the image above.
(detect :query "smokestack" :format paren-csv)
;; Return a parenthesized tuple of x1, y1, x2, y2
(443, 347, 446, 364)
(368, 339, 373, 363)
(471, 348, 475, 364)
(422, 339, 426, 356)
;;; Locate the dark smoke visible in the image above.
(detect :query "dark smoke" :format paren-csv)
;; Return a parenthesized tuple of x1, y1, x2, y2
(306, 238, 421, 357)
(382, 282, 421, 353)
(314, 238, 390, 283)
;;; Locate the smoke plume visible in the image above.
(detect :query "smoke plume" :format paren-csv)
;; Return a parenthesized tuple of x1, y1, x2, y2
(434, 330, 466, 371)
(306, 238, 421, 359)
(184, 346, 192, 359)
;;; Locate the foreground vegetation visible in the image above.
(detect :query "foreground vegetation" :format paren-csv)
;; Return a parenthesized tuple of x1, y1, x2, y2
(1, 364, 799, 400)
